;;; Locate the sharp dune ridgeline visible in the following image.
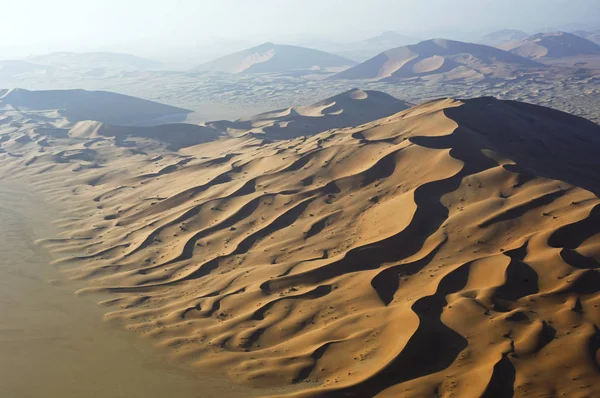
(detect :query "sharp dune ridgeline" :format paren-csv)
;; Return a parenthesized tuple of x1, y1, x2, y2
(480, 29, 530, 46)
(1, 88, 600, 397)
(196, 42, 356, 74)
(500, 31, 600, 59)
(0, 60, 53, 81)
(329, 31, 420, 61)
(330, 39, 543, 82)
(27, 51, 164, 71)
(0, 88, 191, 125)
(587, 31, 600, 46)
(207, 88, 412, 139)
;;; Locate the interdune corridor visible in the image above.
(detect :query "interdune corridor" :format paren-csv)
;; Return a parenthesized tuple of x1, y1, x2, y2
(1, 96, 599, 397)
(0, 183, 249, 398)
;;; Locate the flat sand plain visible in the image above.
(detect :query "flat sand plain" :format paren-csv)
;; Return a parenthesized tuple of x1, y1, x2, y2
(0, 182, 255, 398)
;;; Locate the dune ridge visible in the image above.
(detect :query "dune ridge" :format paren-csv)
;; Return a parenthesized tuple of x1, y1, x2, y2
(501, 31, 600, 59)
(208, 88, 411, 139)
(330, 39, 542, 81)
(0, 88, 191, 125)
(27, 51, 163, 71)
(197, 43, 356, 74)
(0, 94, 599, 397)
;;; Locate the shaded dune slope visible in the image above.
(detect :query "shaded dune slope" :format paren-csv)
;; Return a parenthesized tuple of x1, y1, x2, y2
(96, 123, 223, 150)
(331, 39, 541, 81)
(197, 43, 356, 74)
(208, 89, 411, 139)
(28, 51, 163, 71)
(480, 30, 529, 46)
(1, 96, 599, 397)
(501, 32, 600, 59)
(0, 88, 191, 125)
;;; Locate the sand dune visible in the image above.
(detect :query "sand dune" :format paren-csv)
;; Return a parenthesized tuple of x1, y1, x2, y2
(587, 31, 600, 46)
(0, 89, 599, 397)
(331, 39, 542, 81)
(0, 60, 51, 81)
(571, 30, 592, 38)
(28, 52, 163, 71)
(569, 30, 600, 46)
(480, 29, 530, 46)
(197, 42, 356, 74)
(333, 32, 420, 61)
(501, 31, 600, 59)
(0, 88, 408, 148)
(0, 88, 191, 125)
(94, 123, 223, 150)
(208, 88, 411, 139)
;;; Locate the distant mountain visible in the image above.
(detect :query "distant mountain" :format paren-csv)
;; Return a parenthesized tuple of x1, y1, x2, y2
(28, 52, 163, 71)
(500, 32, 600, 59)
(196, 42, 356, 74)
(0, 88, 190, 125)
(330, 39, 541, 81)
(480, 29, 529, 45)
(207, 88, 411, 139)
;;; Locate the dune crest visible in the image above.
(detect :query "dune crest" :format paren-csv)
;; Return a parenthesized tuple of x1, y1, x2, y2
(0, 88, 191, 125)
(197, 43, 356, 74)
(501, 31, 600, 59)
(207, 88, 411, 139)
(27, 51, 163, 71)
(1, 93, 599, 397)
(331, 39, 542, 81)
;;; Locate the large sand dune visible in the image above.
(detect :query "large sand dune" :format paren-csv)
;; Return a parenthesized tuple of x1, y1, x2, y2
(480, 29, 530, 46)
(501, 32, 600, 59)
(331, 39, 541, 81)
(28, 52, 163, 71)
(1, 91, 599, 397)
(332, 31, 420, 61)
(197, 42, 356, 74)
(208, 88, 411, 139)
(0, 88, 191, 125)
(587, 31, 600, 46)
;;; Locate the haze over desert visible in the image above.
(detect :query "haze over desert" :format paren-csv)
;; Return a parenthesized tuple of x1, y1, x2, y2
(1, 1, 599, 397)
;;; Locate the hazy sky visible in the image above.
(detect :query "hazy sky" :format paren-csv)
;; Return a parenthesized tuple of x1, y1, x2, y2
(3, 0, 600, 57)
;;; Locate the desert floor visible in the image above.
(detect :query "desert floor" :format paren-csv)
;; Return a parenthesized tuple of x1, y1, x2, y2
(0, 181, 261, 398)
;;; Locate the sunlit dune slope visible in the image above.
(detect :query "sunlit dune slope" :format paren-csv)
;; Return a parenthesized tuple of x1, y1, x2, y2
(330, 39, 542, 81)
(208, 88, 411, 139)
(501, 31, 600, 59)
(1, 95, 600, 398)
(197, 42, 356, 74)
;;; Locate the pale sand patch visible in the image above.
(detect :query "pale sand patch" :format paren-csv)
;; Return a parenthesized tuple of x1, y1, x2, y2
(0, 182, 257, 398)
